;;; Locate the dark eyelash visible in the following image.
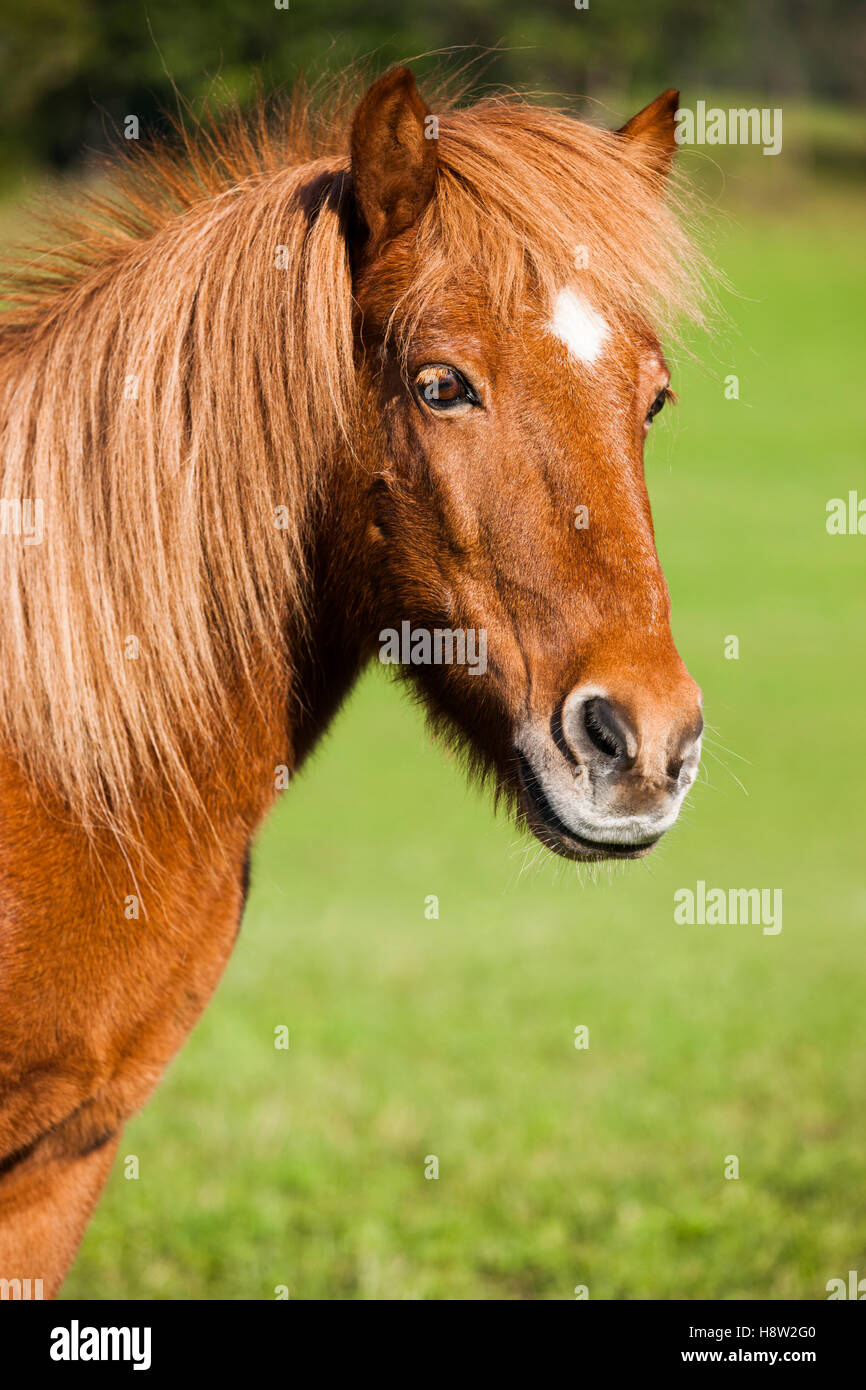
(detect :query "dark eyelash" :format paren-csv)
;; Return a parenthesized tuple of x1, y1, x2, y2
(648, 386, 676, 421)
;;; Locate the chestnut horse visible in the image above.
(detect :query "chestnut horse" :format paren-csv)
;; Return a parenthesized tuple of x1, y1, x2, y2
(0, 68, 707, 1295)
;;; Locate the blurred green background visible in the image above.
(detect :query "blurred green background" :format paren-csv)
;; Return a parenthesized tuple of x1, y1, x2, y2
(1, 1, 863, 1300)
(2, 0, 865, 176)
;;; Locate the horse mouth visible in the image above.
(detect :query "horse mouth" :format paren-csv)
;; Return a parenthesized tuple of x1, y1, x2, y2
(514, 752, 662, 862)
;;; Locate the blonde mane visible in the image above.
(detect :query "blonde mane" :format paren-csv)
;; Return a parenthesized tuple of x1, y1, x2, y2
(0, 76, 709, 836)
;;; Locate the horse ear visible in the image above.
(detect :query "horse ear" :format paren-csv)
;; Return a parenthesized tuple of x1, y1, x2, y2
(616, 89, 680, 185)
(350, 67, 437, 255)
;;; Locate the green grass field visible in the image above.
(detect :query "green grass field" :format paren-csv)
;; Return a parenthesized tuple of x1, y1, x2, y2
(15, 160, 862, 1299)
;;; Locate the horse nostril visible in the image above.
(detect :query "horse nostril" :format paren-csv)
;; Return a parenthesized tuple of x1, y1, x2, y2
(582, 697, 630, 763)
(667, 719, 703, 782)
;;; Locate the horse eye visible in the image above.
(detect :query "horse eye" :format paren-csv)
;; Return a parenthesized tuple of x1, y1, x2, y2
(414, 365, 478, 412)
(646, 387, 670, 426)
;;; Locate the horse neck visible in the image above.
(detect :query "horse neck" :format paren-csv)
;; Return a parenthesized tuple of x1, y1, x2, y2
(286, 434, 378, 771)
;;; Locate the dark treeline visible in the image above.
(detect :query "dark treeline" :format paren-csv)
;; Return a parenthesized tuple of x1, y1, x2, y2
(2, 0, 863, 169)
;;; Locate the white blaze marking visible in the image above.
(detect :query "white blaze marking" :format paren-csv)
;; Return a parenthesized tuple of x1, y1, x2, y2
(548, 287, 608, 365)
